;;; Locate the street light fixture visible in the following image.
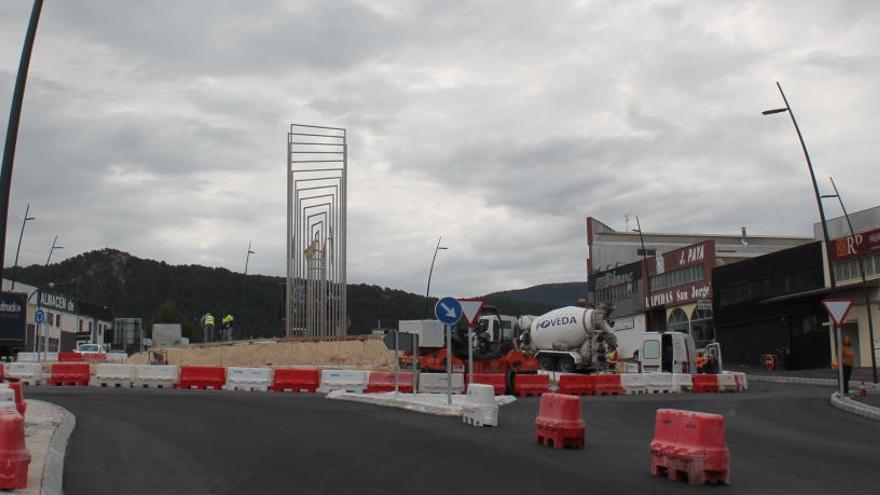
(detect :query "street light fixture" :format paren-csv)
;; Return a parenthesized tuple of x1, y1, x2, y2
(633, 216, 652, 331)
(10, 203, 35, 290)
(244, 241, 255, 276)
(425, 236, 448, 315)
(46, 234, 63, 266)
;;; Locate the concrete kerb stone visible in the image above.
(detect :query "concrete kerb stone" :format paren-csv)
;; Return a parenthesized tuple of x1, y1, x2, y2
(830, 392, 880, 422)
(327, 390, 516, 417)
(748, 374, 880, 390)
(41, 407, 76, 495)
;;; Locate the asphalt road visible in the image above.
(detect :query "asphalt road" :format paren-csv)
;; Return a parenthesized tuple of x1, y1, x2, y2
(28, 382, 879, 495)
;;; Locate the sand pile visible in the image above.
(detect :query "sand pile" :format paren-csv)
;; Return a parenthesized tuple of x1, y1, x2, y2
(126, 338, 395, 370)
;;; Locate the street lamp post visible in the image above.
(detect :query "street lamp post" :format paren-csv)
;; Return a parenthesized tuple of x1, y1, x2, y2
(425, 236, 448, 315)
(823, 177, 878, 383)
(633, 216, 652, 331)
(763, 81, 841, 392)
(244, 241, 255, 275)
(10, 203, 35, 291)
(45, 235, 63, 266)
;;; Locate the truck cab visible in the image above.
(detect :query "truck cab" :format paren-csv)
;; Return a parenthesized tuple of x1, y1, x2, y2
(639, 332, 696, 374)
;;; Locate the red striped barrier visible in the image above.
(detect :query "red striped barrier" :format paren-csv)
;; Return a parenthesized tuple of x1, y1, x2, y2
(466, 374, 506, 396)
(692, 374, 721, 393)
(57, 352, 82, 362)
(0, 408, 30, 490)
(0, 383, 26, 416)
(48, 363, 90, 386)
(513, 374, 550, 397)
(535, 393, 585, 449)
(364, 372, 414, 393)
(271, 368, 319, 393)
(81, 353, 107, 363)
(650, 409, 729, 485)
(176, 366, 226, 390)
(557, 374, 596, 395)
(594, 374, 624, 395)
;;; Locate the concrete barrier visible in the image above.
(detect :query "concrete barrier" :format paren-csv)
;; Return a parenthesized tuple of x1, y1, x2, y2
(462, 383, 498, 427)
(132, 365, 179, 388)
(5, 363, 44, 386)
(106, 352, 128, 364)
(418, 372, 465, 394)
(717, 373, 738, 392)
(621, 373, 648, 394)
(92, 364, 135, 388)
(673, 373, 693, 392)
(318, 370, 368, 393)
(646, 373, 675, 394)
(223, 367, 271, 392)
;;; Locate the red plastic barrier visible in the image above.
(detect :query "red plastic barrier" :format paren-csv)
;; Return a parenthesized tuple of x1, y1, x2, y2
(557, 374, 597, 395)
(58, 352, 83, 362)
(48, 363, 90, 386)
(692, 374, 721, 393)
(650, 409, 729, 485)
(271, 368, 320, 393)
(0, 409, 30, 490)
(466, 374, 506, 396)
(594, 374, 624, 395)
(0, 364, 4, 382)
(534, 393, 585, 449)
(0, 384, 26, 416)
(176, 366, 226, 390)
(364, 372, 414, 393)
(81, 353, 107, 363)
(513, 374, 550, 397)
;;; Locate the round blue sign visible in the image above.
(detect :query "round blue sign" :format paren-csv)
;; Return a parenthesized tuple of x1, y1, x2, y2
(434, 297, 462, 325)
(35, 309, 45, 324)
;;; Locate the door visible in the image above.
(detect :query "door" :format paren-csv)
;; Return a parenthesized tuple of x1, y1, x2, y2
(641, 337, 661, 371)
(841, 322, 861, 367)
(661, 333, 673, 372)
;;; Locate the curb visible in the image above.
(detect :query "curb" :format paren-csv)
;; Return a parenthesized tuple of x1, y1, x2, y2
(830, 392, 880, 422)
(41, 407, 76, 495)
(747, 374, 880, 390)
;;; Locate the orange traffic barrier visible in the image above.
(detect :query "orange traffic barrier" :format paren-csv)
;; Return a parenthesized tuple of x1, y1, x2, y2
(534, 393, 585, 449)
(0, 407, 30, 490)
(271, 368, 320, 393)
(557, 374, 596, 395)
(364, 372, 414, 393)
(594, 374, 624, 395)
(57, 352, 82, 362)
(48, 363, 90, 386)
(513, 374, 550, 397)
(466, 374, 506, 396)
(0, 383, 26, 416)
(692, 375, 721, 393)
(176, 366, 226, 390)
(650, 409, 730, 486)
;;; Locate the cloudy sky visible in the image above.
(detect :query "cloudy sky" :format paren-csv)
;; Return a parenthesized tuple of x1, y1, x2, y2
(1, 1, 878, 297)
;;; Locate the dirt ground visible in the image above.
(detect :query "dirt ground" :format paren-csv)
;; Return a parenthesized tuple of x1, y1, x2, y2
(125, 338, 395, 370)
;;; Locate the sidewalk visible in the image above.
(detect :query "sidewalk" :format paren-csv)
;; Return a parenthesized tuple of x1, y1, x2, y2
(17, 399, 75, 495)
(727, 364, 878, 383)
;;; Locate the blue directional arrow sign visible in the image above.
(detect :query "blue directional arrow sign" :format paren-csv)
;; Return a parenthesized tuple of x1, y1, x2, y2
(435, 297, 462, 325)
(35, 309, 45, 324)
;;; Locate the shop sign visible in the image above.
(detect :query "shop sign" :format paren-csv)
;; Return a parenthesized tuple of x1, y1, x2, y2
(646, 281, 712, 308)
(831, 227, 880, 260)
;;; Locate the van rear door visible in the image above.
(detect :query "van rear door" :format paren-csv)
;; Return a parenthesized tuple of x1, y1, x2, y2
(641, 336, 661, 372)
(661, 333, 674, 372)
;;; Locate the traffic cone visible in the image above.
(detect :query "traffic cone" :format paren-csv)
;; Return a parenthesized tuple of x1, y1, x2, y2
(859, 382, 867, 397)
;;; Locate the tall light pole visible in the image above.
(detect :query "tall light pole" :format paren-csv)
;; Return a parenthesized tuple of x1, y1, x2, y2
(244, 241, 255, 275)
(633, 216, 652, 331)
(46, 235, 63, 266)
(10, 203, 34, 290)
(425, 236, 448, 315)
(0, 0, 44, 279)
(823, 177, 877, 383)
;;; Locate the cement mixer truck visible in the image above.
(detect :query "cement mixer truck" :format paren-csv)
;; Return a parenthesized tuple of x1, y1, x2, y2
(519, 305, 699, 373)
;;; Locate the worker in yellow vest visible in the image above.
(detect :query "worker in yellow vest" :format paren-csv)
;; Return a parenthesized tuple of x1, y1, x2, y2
(200, 312, 215, 343)
(222, 313, 234, 341)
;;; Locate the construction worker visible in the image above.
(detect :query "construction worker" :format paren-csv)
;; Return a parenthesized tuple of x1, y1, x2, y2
(607, 347, 618, 371)
(842, 336, 855, 395)
(222, 313, 234, 341)
(201, 312, 215, 343)
(696, 352, 708, 373)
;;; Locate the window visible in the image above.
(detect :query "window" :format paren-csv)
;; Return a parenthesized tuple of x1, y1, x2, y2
(637, 249, 656, 256)
(79, 320, 83, 332)
(651, 264, 704, 291)
(833, 253, 880, 283)
(57, 315, 62, 328)
(643, 340, 661, 359)
(667, 307, 689, 333)
(47, 313, 54, 325)
(88, 321, 93, 332)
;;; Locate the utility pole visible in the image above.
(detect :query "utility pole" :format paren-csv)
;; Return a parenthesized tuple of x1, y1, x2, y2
(46, 235, 63, 266)
(10, 203, 35, 290)
(634, 216, 652, 331)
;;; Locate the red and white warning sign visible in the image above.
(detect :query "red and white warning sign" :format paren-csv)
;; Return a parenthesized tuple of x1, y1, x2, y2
(822, 299, 854, 327)
(458, 298, 484, 327)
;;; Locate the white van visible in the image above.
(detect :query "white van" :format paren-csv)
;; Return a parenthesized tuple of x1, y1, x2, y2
(639, 332, 696, 374)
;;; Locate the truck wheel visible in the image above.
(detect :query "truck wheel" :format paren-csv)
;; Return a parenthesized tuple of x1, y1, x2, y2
(558, 358, 576, 373)
(539, 356, 557, 372)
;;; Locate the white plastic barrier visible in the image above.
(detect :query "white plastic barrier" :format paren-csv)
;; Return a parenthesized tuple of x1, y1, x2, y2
(736, 372, 748, 391)
(318, 370, 369, 393)
(106, 352, 128, 364)
(0, 389, 16, 412)
(15, 353, 38, 363)
(418, 373, 465, 394)
(462, 383, 498, 427)
(5, 362, 44, 385)
(645, 373, 676, 394)
(673, 373, 693, 392)
(132, 365, 179, 388)
(223, 367, 272, 392)
(620, 373, 648, 394)
(718, 372, 738, 392)
(92, 364, 134, 387)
